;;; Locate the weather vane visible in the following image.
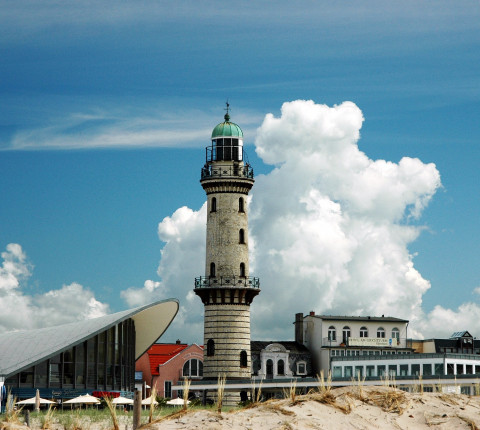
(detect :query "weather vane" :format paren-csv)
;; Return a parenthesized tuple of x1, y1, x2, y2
(224, 99, 231, 122)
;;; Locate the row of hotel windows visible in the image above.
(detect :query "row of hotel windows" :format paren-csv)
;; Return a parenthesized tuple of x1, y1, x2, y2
(333, 363, 480, 379)
(206, 339, 248, 367)
(331, 349, 411, 357)
(210, 197, 245, 213)
(327, 326, 400, 342)
(209, 262, 246, 277)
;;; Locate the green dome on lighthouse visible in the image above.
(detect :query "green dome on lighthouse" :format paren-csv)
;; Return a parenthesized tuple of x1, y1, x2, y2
(211, 110, 243, 138)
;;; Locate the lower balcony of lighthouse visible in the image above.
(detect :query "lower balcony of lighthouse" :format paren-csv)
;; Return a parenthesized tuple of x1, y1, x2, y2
(194, 276, 260, 305)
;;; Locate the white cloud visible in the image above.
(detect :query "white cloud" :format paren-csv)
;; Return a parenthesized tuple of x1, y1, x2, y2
(0, 243, 109, 332)
(4, 106, 262, 151)
(416, 303, 480, 339)
(248, 100, 442, 339)
(121, 99, 474, 343)
(120, 205, 206, 339)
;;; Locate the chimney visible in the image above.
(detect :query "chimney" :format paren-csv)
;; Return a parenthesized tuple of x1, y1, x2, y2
(176, 339, 181, 344)
(295, 313, 304, 344)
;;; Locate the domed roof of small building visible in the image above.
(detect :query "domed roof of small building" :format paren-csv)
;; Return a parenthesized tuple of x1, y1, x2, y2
(211, 112, 243, 138)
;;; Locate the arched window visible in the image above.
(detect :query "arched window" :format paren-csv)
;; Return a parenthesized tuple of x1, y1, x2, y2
(342, 326, 351, 344)
(240, 263, 246, 277)
(266, 359, 273, 377)
(239, 229, 245, 244)
(360, 327, 368, 338)
(240, 350, 247, 367)
(377, 327, 385, 338)
(239, 197, 244, 213)
(211, 197, 217, 212)
(392, 328, 400, 342)
(328, 326, 336, 341)
(277, 359, 285, 375)
(207, 339, 215, 356)
(183, 359, 203, 377)
(210, 262, 216, 277)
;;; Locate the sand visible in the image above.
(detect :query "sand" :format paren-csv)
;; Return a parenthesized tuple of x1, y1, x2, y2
(147, 386, 480, 429)
(3, 386, 480, 429)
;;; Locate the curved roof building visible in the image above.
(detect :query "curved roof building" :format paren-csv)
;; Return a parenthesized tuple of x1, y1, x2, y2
(0, 299, 179, 400)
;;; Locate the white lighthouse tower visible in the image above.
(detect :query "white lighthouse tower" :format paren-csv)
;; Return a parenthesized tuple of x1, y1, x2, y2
(194, 105, 260, 385)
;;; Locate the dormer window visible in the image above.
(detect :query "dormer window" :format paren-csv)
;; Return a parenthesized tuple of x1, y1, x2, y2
(296, 361, 307, 376)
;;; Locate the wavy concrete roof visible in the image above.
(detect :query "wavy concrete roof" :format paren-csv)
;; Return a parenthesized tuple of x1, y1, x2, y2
(0, 299, 179, 378)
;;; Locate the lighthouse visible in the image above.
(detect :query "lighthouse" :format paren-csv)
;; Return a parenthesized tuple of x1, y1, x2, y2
(194, 105, 260, 383)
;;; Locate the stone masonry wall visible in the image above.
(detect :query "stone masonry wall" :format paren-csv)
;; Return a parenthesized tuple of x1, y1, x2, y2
(203, 304, 252, 379)
(205, 191, 249, 278)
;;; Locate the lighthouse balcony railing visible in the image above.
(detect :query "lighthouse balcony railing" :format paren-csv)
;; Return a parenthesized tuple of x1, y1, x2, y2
(194, 276, 260, 289)
(201, 163, 254, 180)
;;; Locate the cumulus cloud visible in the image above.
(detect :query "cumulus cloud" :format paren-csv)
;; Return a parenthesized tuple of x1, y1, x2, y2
(248, 100, 441, 339)
(0, 243, 109, 332)
(121, 99, 479, 342)
(121, 205, 206, 341)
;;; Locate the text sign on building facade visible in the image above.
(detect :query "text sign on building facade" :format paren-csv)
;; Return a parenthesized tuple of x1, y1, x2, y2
(348, 337, 398, 347)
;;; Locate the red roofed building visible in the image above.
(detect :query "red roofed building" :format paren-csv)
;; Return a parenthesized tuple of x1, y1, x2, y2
(135, 341, 203, 399)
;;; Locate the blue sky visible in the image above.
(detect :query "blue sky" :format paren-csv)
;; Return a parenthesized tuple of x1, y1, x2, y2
(1, 1, 479, 342)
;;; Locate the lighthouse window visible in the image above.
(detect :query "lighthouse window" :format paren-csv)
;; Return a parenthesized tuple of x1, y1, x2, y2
(211, 197, 216, 212)
(240, 263, 245, 277)
(207, 339, 215, 356)
(232, 138, 239, 160)
(239, 197, 244, 213)
(224, 138, 232, 161)
(240, 350, 247, 367)
(216, 138, 224, 160)
(210, 262, 216, 277)
(239, 229, 245, 244)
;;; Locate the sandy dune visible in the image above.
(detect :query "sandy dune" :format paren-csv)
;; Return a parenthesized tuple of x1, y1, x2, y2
(3, 386, 480, 430)
(149, 386, 480, 429)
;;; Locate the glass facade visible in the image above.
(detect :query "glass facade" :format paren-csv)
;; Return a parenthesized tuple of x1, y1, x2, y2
(5, 319, 135, 393)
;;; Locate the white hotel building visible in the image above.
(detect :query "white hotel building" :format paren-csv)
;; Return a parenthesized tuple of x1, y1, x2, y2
(295, 313, 480, 393)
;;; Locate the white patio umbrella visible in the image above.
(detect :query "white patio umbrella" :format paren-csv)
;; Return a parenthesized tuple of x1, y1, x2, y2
(16, 397, 55, 405)
(112, 396, 134, 405)
(63, 394, 100, 405)
(166, 398, 190, 406)
(141, 396, 158, 406)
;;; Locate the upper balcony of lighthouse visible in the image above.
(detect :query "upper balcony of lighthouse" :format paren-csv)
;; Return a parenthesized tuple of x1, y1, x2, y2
(201, 111, 254, 181)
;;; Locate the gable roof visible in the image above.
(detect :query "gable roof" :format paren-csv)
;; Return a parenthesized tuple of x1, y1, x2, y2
(0, 299, 179, 378)
(450, 331, 472, 339)
(146, 343, 204, 376)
